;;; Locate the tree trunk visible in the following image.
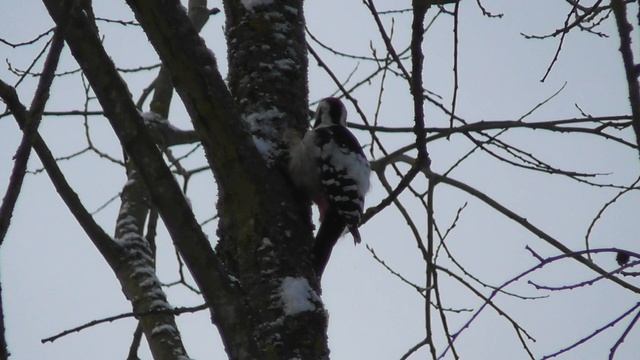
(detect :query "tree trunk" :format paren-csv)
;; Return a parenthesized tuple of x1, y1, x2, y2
(42, 0, 329, 358)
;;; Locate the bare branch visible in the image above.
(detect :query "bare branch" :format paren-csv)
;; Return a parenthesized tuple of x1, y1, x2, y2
(42, 304, 208, 344)
(41, 1, 251, 355)
(537, 2, 586, 82)
(0, 80, 119, 261)
(363, 0, 412, 81)
(95, 17, 140, 26)
(306, 26, 385, 62)
(367, 245, 426, 295)
(529, 260, 640, 291)
(0, 27, 55, 48)
(430, 171, 640, 294)
(0, 27, 65, 245)
(400, 338, 429, 360)
(126, 323, 144, 360)
(521, 0, 604, 40)
(542, 302, 640, 359)
(448, 0, 460, 129)
(585, 175, 640, 257)
(436, 264, 536, 360)
(609, 307, 640, 359)
(10, 36, 53, 88)
(475, 0, 504, 18)
(611, 0, 640, 156)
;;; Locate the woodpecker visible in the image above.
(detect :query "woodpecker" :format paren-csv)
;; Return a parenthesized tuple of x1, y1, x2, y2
(288, 97, 370, 273)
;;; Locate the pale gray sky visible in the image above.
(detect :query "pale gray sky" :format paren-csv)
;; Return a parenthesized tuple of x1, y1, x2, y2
(1, 1, 639, 359)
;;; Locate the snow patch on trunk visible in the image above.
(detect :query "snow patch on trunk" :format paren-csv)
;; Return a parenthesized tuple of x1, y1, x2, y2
(151, 324, 179, 336)
(280, 277, 319, 316)
(243, 108, 286, 162)
(241, 0, 273, 10)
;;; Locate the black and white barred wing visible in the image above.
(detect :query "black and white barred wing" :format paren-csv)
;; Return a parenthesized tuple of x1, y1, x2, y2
(315, 126, 370, 226)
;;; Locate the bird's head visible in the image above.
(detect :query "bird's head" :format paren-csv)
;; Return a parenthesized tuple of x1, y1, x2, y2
(313, 97, 347, 128)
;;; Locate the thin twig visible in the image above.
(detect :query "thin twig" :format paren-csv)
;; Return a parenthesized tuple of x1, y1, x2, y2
(0, 28, 55, 48)
(539, 5, 582, 82)
(475, 0, 503, 18)
(42, 304, 208, 344)
(91, 192, 122, 215)
(529, 260, 640, 291)
(95, 17, 140, 26)
(438, 247, 638, 359)
(522, 0, 604, 40)
(431, 171, 640, 294)
(448, 0, 460, 130)
(432, 260, 460, 359)
(435, 264, 536, 360)
(585, 175, 640, 258)
(541, 302, 640, 359)
(367, 245, 426, 295)
(609, 308, 640, 359)
(0, 78, 119, 271)
(12, 36, 53, 88)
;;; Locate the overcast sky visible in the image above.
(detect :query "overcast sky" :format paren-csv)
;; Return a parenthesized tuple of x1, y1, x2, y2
(1, 0, 639, 359)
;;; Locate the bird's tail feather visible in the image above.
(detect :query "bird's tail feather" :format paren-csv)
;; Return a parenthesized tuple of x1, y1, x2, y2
(313, 208, 346, 277)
